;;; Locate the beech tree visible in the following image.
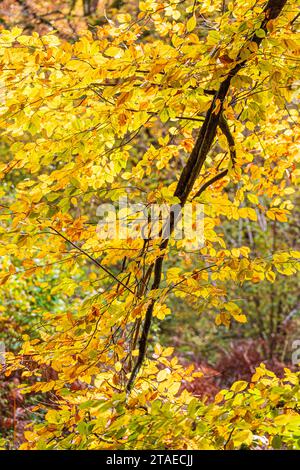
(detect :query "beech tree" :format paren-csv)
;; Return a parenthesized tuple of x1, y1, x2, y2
(0, 0, 300, 450)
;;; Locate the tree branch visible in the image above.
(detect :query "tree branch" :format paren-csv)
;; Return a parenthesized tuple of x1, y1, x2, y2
(126, 0, 288, 392)
(219, 114, 236, 166)
(192, 169, 229, 200)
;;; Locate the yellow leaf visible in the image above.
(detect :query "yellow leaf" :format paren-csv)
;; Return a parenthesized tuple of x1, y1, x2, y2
(0, 274, 10, 285)
(275, 212, 287, 222)
(239, 207, 257, 221)
(266, 271, 276, 282)
(274, 415, 291, 426)
(24, 431, 36, 442)
(105, 46, 124, 57)
(233, 429, 253, 446)
(187, 15, 197, 32)
(266, 210, 275, 220)
(231, 248, 240, 258)
(215, 390, 226, 403)
(231, 380, 248, 393)
(162, 347, 174, 357)
(247, 208, 257, 221)
(247, 194, 259, 204)
(232, 313, 247, 323)
(168, 382, 181, 395)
